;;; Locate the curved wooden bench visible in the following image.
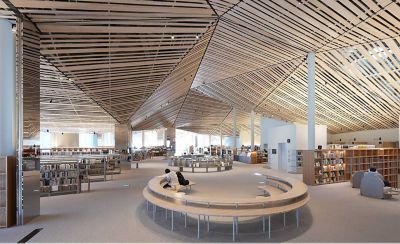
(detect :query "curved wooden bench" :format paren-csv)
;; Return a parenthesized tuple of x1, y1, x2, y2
(143, 174, 309, 240)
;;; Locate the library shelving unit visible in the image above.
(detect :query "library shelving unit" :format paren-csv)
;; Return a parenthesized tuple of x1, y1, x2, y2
(344, 148, 399, 188)
(303, 149, 400, 187)
(40, 160, 81, 196)
(0, 156, 16, 228)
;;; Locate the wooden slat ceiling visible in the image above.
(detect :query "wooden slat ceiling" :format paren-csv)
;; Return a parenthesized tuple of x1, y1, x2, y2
(0, 1, 16, 20)
(11, 0, 217, 123)
(40, 57, 116, 133)
(6, 0, 400, 136)
(130, 25, 216, 129)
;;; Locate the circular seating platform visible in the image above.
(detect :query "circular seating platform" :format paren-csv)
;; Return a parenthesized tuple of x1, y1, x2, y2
(143, 173, 309, 240)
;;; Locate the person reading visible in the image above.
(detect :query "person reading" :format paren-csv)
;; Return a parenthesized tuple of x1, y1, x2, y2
(162, 168, 178, 189)
(368, 167, 390, 187)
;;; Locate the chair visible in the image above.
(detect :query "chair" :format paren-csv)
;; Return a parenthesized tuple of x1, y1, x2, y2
(360, 172, 392, 199)
(351, 171, 364, 188)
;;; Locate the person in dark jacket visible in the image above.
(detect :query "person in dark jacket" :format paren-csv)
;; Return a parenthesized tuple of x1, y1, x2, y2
(176, 171, 189, 186)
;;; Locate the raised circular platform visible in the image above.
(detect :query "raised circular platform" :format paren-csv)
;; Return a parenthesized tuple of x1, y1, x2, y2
(143, 173, 309, 240)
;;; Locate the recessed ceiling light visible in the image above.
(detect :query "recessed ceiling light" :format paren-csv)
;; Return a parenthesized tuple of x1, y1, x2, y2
(171, 36, 174, 39)
(196, 35, 199, 39)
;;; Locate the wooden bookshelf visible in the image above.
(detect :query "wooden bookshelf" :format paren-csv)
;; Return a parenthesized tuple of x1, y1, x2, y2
(303, 149, 400, 187)
(0, 156, 16, 228)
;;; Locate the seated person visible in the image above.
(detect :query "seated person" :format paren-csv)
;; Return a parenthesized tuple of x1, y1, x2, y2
(162, 168, 178, 189)
(368, 167, 390, 187)
(176, 171, 189, 186)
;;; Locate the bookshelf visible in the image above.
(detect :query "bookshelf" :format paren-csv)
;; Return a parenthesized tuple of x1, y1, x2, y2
(0, 156, 16, 228)
(40, 160, 81, 196)
(303, 149, 400, 187)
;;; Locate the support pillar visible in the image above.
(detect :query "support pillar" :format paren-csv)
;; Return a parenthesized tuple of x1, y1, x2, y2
(233, 108, 237, 149)
(115, 124, 129, 152)
(141, 130, 145, 148)
(163, 128, 167, 147)
(220, 127, 223, 156)
(250, 110, 255, 151)
(166, 127, 175, 154)
(307, 52, 315, 150)
(0, 19, 15, 156)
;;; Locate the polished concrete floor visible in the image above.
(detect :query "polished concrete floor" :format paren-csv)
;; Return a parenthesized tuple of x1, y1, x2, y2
(1, 157, 400, 243)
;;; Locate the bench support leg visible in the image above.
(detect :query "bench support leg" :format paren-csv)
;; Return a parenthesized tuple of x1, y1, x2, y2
(197, 215, 200, 239)
(283, 212, 286, 229)
(232, 217, 236, 241)
(268, 216, 271, 239)
(153, 205, 156, 220)
(236, 217, 238, 234)
(185, 213, 187, 228)
(171, 210, 174, 231)
(262, 216, 265, 233)
(207, 216, 210, 232)
(296, 209, 299, 228)
(165, 208, 168, 220)
(146, 200, 149, 212)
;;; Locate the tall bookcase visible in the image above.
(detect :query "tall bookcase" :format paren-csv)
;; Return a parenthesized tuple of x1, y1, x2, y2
(303, 149, 400, 187)
(0, 156, 16, 228)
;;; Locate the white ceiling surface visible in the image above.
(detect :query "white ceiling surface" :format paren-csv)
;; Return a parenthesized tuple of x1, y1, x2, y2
(3, 0, 400, 135)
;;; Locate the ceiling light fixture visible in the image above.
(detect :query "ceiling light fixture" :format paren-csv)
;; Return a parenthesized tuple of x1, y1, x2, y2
(171, 36, 175, 39)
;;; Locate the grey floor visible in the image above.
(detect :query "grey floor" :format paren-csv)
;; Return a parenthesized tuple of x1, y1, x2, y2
(1, 157, 400, 243)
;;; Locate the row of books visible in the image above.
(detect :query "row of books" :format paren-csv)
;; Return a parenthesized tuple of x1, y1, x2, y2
(314, 163, 345, 171)
(41, 163, 78, 171)
(41, 170, 78, 179)
(40, 177, 78, 187)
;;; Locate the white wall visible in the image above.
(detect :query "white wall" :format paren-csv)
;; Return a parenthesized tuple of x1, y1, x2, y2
(294, 123, 327, 150)
(328, 128, 399, 146)
(261, 117, 327, 171)
(239, 129, 260, 147)
(52, 133, 79, 147)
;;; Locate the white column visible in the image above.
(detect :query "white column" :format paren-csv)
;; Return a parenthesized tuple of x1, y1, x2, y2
(163, 129, 167, 146)
(250, 110, 255, 151)
(141, 130, 145, 148)
(233, 108, 237, 148)
(0, 20, 16, 156)
(220, 128, 223, 156)
(307, 52, 316, 150)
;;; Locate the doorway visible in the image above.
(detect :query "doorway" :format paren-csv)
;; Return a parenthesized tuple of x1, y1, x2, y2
(278, 143, 288, 171)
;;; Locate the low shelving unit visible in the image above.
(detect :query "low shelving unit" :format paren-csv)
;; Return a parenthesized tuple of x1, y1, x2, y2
(303, 148, 400, 187)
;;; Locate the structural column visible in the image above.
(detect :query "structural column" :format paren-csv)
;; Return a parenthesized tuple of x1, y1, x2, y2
(250, 110, 255, 151)
(233, 108, 237, 149)
(115, 124, 129, 152)
(0, 19, 16, 156)
(163, 129, 167, 147)
(141, 130, 145, 148)
(307, 52, 315, 150)
(220, 127, 223, 156)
